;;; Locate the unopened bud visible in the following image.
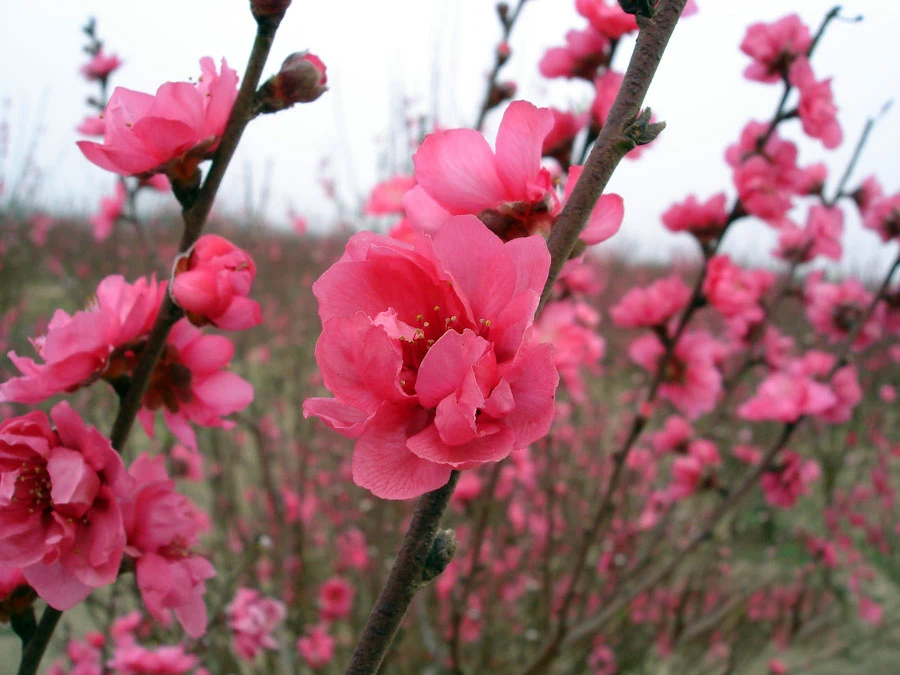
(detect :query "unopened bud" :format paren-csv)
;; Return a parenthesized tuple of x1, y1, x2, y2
(486, 80, 517, 113)
(496, 2, 510, 23)
(257, 51, 328, 113)
(496, 42, 511, 66)
(250, 0, 292, 20)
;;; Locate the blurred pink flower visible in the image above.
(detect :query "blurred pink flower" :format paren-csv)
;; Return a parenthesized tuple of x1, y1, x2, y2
(789, 57, 842, 149)
(534, 299, 604, 403)
(123, 453, 215, 638)
(610, 275, 691, 329)
(740, 14, 811, 83)
(661, 193, 729, 243)
(89, 180, 126, 242)
(364, 174, 416, 215)
(80, 49, 122, 81)
(297, 624, 335, 669)
(303, 216, 558, 499)
(863, 192, 900, 242)
(227, 587, 287, 661)
(804, 273, 882, 349)
(576, 0, 638, 39)
(761, 450, 819, 508)
(774, 204, 843, 263)
(318, 576, 354, 621)
(539, 27, 610, 80)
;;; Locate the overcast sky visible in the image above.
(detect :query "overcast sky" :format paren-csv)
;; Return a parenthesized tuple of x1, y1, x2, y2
(1, 0, 898, 275)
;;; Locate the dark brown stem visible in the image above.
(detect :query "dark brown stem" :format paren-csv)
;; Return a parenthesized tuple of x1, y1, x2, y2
(344, 471, 461, 675)
(539, 0, 689, 313)
(15, 15, 284, 675)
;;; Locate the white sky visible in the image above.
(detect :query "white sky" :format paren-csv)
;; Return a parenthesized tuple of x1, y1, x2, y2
(1, 0, 898, 276)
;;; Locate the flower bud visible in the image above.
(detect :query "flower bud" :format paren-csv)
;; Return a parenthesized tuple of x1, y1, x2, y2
(257, 51, 328, 114)
(250, 0, 292, 20)
(496, 41, 511, 66)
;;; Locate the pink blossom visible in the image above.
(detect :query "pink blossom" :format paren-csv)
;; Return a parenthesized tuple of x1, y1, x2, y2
(863, 192, 900, 242)
(297, 624, 335, 669)
(303, 216, 558, 499)
(774, 205, 843, 263)
(858, 596, 883, 626)
(703, 255, 775, 338)
(761, 450, 820, 508)
(318, 576, 354, 621)
(661, 193, 729, 243)
(108, 642, 198, 674)
(610, 275, 691, 329)
(170, 444, 204, 482)
(542, 108, 588, 166)
(726, 122, 810, 226)
(629, 331, 723, 419)
(740, 14, 811, 83)
(738, 371, 836, 423)
(591, 70, 624, 128)
(576, 0, 638, 39)
(81, 49, 122, 81)
(335, 528, 370, 572)
(789, 57, 842, 149)
(364, 174, 416, 215)
(89, 181, 126, 242)
(534, 299, 604, 402)
(651, 416, 694, 455)
(0, 275, 164, 406)
(227, 587, 287, 661)
(804, 274, 882, 349)
(0, 403, 131, 610)
(77, 58, 238, 177)
(407, 101, 622, 245)
(123, 454, 215, 638)
(171, 234, 262, 331)
(791, 352, 862, 424)
(768, 658, 789, 675)
(136, 319, 255, 449)
(76, 115, 105, 136)
(539, 27, 610, 80)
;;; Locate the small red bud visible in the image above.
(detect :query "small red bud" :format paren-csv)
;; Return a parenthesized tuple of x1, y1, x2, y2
(257, 51, 328, 113)
(250, 0, 292, 20)
(496, 42, 511, 65)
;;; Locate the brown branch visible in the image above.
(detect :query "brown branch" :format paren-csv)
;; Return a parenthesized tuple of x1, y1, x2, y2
(344, 471, 461, 675)
(475, 0, 530, 131)
(539, 0, 689, 313)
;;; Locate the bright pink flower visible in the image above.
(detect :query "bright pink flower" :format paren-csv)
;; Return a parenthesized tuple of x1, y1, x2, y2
(364, 174, 416, 215)
(590, 70, 624, 128)
(737, 371, 836, 423)
(0, 403, 131, 610)
(77, 115, 105, 136)
(539, 27, 610, 80)
(77, 57, 238, 177)
(575, 0, 638, 39)
(534, 299, 604, 403)
(303, 216, 558, 499)
(610, 275, 691, 329)
(661, 193, 729, 243)
(789, 57, 842, 149)
(81, 49, 122, 81)
(123, 454, 215, 638)
(774, 205, 843, 263)
(564, 166, 625, 244)
(804, 274, 882, 349)
(136, 319, 255, 449)
(761, 450, 819, 508)
(140, 174, 172, 192)
(318, 576, 354, 621)
(171, 234, 262, 331)
(740, 14, 811, 83)
(791, 351, 862, 424)
(0, 566, 27, 601)
(407, 101, 623, 245)
(90, 181, 126, 242)
(0, 274, 165, 405)
(297, 624, 335, 669)
(227, 587, 287, 661)
(863, 192, 900, 242)
(703, 255, 775, 338)
(629, 331, 723, 419)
